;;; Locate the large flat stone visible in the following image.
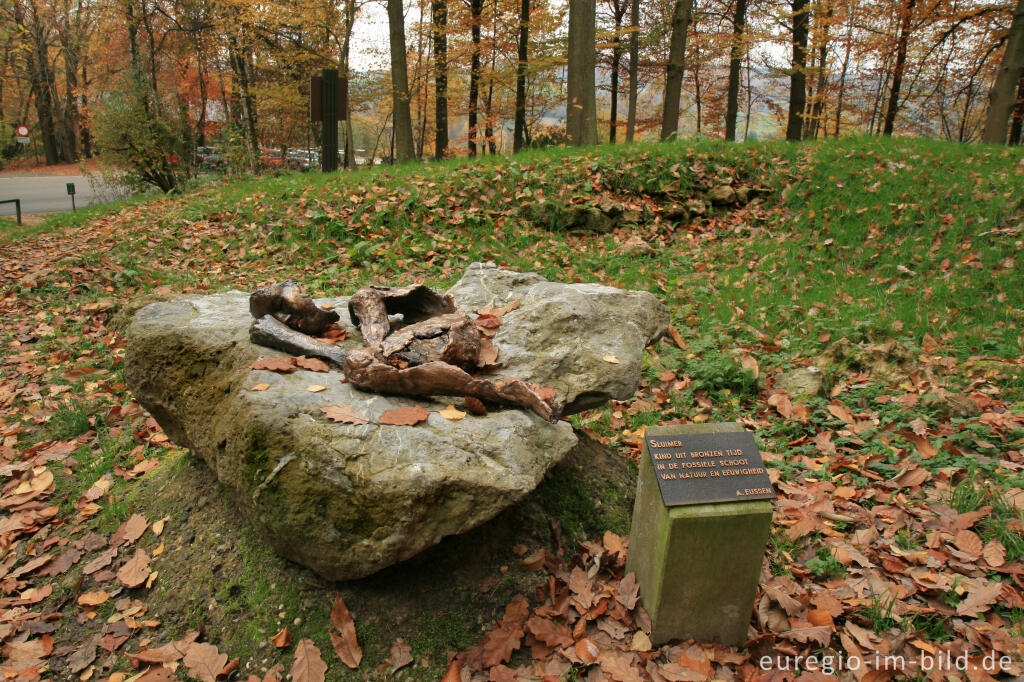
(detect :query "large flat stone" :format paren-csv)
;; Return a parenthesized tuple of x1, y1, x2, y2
(125, 264, 667, 580)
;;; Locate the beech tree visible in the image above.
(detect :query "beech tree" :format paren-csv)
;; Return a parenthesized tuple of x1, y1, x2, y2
(661, 0, 694, 139)
(567, 0, 597, 145)
(786, 0, 810, 140)
(388, 0, 416, 161)
(982, 0, 1024, 143)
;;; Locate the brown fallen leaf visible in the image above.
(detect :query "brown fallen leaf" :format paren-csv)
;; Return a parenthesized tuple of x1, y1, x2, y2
(827, 400, 854, 424)
(441, 658, 462, 682)
(291, 638, 328, 682)
(294, 356, 330, 372)
(388, 638, 413, 674)
(525, 615, 573, 648)
(953, 529, 983, 559)
(479, 298, 520, 317)
(270, 627, 291, 648)
(251, 357, 296, 372)
(378, 405, 430, 426)
(575, 638, 599, 663)
(152, 516, 169, 536)
(603, 354, 621, 364)
(330, 594, 362, 669)
(668, 325, 685, 349)
(117, 549, 152, 588)
(438, 404, 467, 421)
(250, 383, 271, 391)
(306, 385, 327, 393)
(183, 642, 228, 682)
(464, 396, 487, 415)
(111, 513, 148, 547)
(740, 353, 760, 379)
(320, 406, 369, 424)
(983, 540, 1006, 567)
(480, 620, 523, 667)
(78, 590, 110, 606)
(956, 580, 1005, 617)
(616, 572, 640, 609)
(84, 547, 118, 575)
(477, 336, 500, 368)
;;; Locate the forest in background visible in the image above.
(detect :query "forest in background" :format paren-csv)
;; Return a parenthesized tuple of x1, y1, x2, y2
(1, 0, 1022, 188)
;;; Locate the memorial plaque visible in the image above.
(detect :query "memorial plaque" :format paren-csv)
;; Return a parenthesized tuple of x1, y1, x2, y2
(646, 430, 775, 507)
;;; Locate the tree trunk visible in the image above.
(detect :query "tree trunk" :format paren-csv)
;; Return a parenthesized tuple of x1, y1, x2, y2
(468, 0, 483, 156)
(513, 0, 530, 152)
(1009, 74, 1024, 145)
(806, 2, 832, 139)
(81, 61, 92, 157)
(227, 34, 259, 166)
(432, 0, 448, 159)
(882, 0, 915, 136)
(342, 0, 357, 167)
(981, 0, 1024, 143)
(725, 0, 748, 141)
(660, 0, 693, 140)
(626, 0, 639, 142)
(567, 0, 598, 145)
(834, 11, 853, 136)
(608, 0, 625, 143)
(15, 0, 60, 164)
(388, 0, 416, 162)
(786, 0, 810, 141)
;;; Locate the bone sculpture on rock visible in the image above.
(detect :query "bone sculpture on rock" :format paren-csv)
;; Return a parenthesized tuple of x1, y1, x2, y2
(248, 281, 563, 422)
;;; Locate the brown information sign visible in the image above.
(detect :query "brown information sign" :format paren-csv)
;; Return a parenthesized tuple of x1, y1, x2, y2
(646, 431, 776, 507)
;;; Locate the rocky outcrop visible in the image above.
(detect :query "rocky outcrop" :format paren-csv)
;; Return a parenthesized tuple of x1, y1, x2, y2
(125, 264, 668, 580)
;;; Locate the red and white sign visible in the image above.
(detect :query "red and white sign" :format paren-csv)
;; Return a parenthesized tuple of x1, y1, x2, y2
(15, 125, 29, 137)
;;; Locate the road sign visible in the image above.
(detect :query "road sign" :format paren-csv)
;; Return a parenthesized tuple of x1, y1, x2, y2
(15, 125, 29, 137)
(16, 137, 29, 145)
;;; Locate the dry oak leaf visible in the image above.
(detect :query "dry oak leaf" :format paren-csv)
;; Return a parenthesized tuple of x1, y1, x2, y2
(183, 642, 228, 682)
(78, 590, 110, 606)
(983, 540, 1006, 568)
(956, 581, 1005, 617)
(480, 620, 524, 667)
(117, 549, 152, 588)
(464, 396, 487, 415)
(83, 547, 118, 575)
(479, 298, 520, 317)
(604, 530, 627, 560)
(438, 404, 467, 421)
(294, 356, 330, 372)
(388, 638, 414, 674)
(111, 513, 148, 547)
(330, 594, 362, 669)
(953, 530, 984, 559)
(783, 625, 833, 647)
(568, 567, 597, 610)
(599, 649, 644, 682)
(616, 572, 640, 610)
(269, 627, 291, 648)
(321, 406, 369, 424)
(251, 357, 296, 372)
(524, 615, 573, 648)
(575, 638, 599, 663)
(378, 405, 430, 426)
(291, 638, 328, 682)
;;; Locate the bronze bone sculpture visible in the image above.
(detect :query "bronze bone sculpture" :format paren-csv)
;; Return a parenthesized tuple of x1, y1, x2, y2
(248, 281, 562, 422)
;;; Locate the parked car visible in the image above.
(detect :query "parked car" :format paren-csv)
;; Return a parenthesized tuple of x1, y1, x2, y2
(260, 147, 284, 168)
(287, 149, 319, 171)
(195, 146, 224, 170)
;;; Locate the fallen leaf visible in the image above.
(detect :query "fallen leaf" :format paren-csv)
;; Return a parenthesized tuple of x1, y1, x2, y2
(294, 356, 330, 372)
(828, 400, 855, 424)
(525, 615, 573, 648)
(630, 630, 652, 652)
(575, 638, 599, 663)
(740, 353, 759, 379)
(330, 594, 362, 669)
(306, 385, 327, 393)
(251, 357, 296, 372)
(388, 638, 413, 674)
(152, 516, 168, 536)
(111, 513, 148, 547)
(983, 540, 1006, 567)
(78, 590, 110, 606)
(320, 406, 369, 424)
(481, 621, 523, 667)
(250, 384, 271, 391)
(953, 529, 983, 559)
(668, 325, 685, 349)
(956, 581, 1004, 617)
(291, 638, 328, 682)
(616, 572, 640, 609)
(463, 396, 487, 415)
(603, 354, 621, 364)
(117, 549, 152, 588)
(378, 405, 430, 426)
(438, 404, 466, 421)
(270, 628, 291, 648)
(183, 642, 227, 682)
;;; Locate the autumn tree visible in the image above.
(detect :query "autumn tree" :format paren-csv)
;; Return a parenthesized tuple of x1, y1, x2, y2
(567, 0, 597, 145)
(389, 0, 416, 161)
(661, 0, 694, 139)
(982, 0, 1024, 143)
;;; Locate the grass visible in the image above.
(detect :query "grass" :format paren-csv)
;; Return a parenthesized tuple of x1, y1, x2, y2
(3, 135, 1023, 678)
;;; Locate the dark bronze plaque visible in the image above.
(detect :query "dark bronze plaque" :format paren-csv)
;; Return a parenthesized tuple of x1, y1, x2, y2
(646, 430, 776, 507)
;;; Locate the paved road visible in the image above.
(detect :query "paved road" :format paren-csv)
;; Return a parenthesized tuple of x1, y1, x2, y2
(0, 175, 107, 217)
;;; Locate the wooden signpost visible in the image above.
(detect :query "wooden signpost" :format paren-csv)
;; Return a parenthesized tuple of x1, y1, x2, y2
(626, 422, 775, 646)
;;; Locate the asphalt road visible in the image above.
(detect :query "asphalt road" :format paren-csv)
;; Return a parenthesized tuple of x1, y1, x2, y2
(0, 175, 106, 217)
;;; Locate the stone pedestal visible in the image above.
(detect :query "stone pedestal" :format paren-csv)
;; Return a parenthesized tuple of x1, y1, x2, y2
(626, 423, 773, 646)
